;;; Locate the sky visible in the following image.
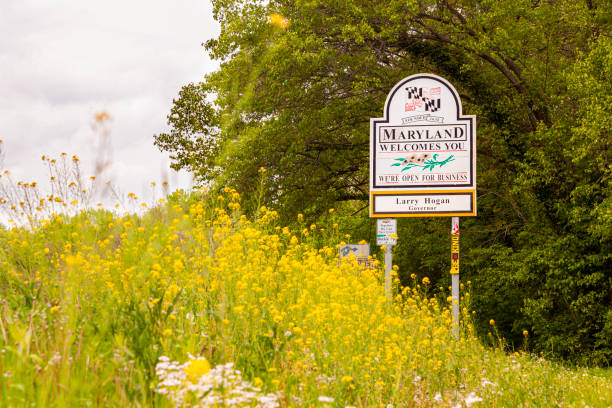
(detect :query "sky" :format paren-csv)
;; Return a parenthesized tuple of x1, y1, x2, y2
(0, 0, 219, 206)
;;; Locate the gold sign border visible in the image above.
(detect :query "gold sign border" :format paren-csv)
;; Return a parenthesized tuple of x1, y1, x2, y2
(370, 190, 476, 218)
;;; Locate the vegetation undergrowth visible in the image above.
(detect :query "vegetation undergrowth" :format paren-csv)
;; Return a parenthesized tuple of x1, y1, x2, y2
(0, 187, 610, 407)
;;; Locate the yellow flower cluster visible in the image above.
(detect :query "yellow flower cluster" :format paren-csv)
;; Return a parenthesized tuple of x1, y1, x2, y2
(1, 186, 610, 407)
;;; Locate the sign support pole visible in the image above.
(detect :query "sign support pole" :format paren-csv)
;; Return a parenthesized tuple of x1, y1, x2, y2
(378, 218, 396, 300)
(450, 217, 460, 339)
(384, 244, 392, 299)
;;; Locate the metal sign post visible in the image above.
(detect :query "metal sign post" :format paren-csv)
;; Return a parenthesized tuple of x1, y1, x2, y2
(385, 244, 392, 298)
(377, 218, 397, 299)
(450, 217, 460, 339)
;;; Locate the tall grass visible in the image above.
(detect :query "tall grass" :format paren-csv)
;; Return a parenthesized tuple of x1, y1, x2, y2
(0, 182, 610, 407)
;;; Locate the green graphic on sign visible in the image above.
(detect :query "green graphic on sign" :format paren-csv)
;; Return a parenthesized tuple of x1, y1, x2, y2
(391, 154, 455, 172)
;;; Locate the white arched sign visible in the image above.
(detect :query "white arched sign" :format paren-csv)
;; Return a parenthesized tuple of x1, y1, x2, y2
(370, 73, 477, 217)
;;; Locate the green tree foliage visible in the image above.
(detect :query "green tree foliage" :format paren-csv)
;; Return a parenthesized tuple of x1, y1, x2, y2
(154, 0, 611, 364)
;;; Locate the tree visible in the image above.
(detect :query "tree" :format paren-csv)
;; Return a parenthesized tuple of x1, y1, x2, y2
(155, 0, 611, 364)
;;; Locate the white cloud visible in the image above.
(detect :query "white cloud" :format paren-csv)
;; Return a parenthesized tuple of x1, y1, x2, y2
(0, 0, 219, 203)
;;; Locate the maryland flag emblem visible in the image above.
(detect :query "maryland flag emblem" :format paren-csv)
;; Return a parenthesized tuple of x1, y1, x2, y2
(405, 86, 441, 112)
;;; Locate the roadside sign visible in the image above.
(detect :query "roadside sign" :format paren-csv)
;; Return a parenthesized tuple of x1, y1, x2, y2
(339, 244, 369, 258)
(450, 217, 460, 274)
(338, 244, 371, 268)
(370, 73, 476, 217)
(376, 218, 397, 246)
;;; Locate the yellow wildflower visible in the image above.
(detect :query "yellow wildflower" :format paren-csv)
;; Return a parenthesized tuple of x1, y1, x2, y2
(184, 358, 211, 382)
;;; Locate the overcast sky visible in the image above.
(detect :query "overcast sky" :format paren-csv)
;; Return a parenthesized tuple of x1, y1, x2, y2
(0, 0, 219, 205)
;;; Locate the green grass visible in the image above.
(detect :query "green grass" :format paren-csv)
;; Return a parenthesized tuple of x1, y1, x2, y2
(0, 190, 610, 407)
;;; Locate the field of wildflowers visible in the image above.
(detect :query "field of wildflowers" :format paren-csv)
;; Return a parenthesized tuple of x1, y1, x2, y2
(1, 183, 611, 406)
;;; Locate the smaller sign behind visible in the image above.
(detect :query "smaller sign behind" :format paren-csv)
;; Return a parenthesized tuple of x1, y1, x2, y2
(450, 218, 460, 274)
(339, 244, 370, 259)
(377, 218, 397, 246)
(339, 244, 371, 268)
